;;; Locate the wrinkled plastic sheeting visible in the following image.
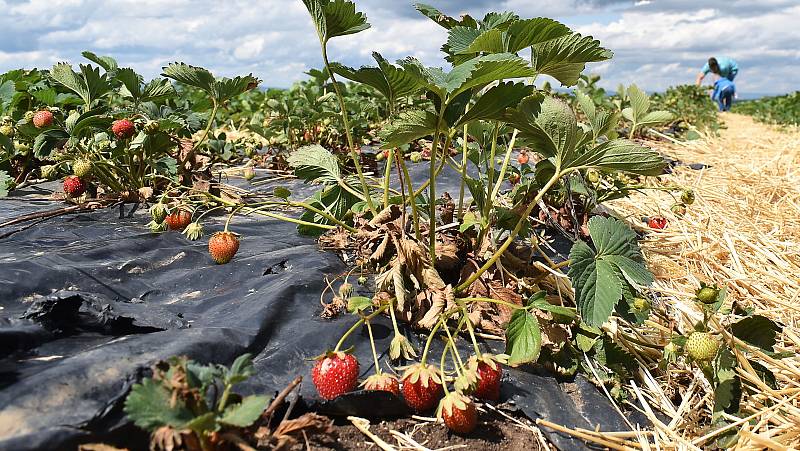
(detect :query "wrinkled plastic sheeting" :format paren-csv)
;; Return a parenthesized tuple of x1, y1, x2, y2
(0, 177, 644, 451)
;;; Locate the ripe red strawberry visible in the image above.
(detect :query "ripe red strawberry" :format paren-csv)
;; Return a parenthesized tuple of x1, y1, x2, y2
(648, 216, 667, 229)
(470, 355, 502, 401)
(208, 231, 240, 264)
(33, 110, 54, 128)
(312, 352, 359, 400)
(63, 176, 86, 198)
(517, 152, 529, 165)
(440, 392, 477, 434)
(111, 119, 136, 139)
(401, 364, 443, 412)
(361, 373, 400, 397)
(164, 209, 192, 231)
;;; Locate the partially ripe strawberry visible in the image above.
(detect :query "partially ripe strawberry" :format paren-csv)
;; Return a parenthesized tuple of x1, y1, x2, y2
(516, 152, 529, 165)
(401, 363, 443, 412)
(440, 392, 477, 434)
(508, 172, 520, 185)
(208, 231, 240, 264)
(164, 209, 192, 231)
(648, 216, 667, 229)
(470, 355, 502, 401)
(312, 352, 359, 400)
(33, 110, 54, 128)
(111, 119, 136, 139)
(63, 176, 86, 198)
(361, 373, 400, 397)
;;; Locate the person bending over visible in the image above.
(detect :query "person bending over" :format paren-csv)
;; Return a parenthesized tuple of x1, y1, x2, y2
(696, 56, 739, 85)
(712, 78, 735, 112)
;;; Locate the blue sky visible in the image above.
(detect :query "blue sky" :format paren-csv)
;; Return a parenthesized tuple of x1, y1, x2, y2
(0, 0, 798, 95)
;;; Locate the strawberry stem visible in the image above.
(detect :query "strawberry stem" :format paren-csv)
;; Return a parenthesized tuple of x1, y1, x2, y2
(333, 304, 389, 353)
(420, 314, 446, 365)
(365, 319, 382, 376)
(461, 306, 483, 357)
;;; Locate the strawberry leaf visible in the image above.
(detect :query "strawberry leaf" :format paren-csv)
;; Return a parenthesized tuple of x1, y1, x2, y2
(302, 0, 370, 44)
(455, 81, 535, 127)
(530, 33, 612, 87)
(731, 315, 780, 352)
(505, 308, 542, 366)
(379, 109, 438, 149)
(123, 378, 195, 430)
(569, 216, 654, 327)
(219, 395, 270, 427)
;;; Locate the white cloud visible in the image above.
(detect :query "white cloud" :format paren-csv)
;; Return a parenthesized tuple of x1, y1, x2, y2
(0, 0, 797, 94)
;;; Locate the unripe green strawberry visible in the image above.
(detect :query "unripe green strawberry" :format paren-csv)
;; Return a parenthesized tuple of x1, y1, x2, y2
(409, 151, 423, 163)
(685, 332, 719, 362)
(587, 170, 600, 184)
(696, 286, 718, 304)
(0, 124, 14, 138)
(97, 140, 112, 151)
(375, 151, 385, 162)
(681, 189, 695, 205)
(633, 297, 650, 311)
(1, 115, 12, 124)
(73, 159, 93, 177)
(24, 111, 35, 123)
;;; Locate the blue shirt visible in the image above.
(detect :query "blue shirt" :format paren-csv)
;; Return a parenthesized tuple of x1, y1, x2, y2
(702, 57, 739, 79)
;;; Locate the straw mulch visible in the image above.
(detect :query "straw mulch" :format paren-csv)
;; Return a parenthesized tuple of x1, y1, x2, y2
(547, 114, 800, 450)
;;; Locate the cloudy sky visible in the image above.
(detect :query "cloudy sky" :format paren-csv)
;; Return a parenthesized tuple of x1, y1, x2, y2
(0, 0, 798, 95)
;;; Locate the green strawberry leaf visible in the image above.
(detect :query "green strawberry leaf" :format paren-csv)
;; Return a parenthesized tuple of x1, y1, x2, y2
(505, 308, 542, 366)
(225, 353, 255, 386)
(219, 395, 270, 427)
(302, 0, 370, 44)
(569, 216, 654, 327)
(347, 296, 372, 313)
(123, 378, 195, 430)
(731, 315, 780, 352)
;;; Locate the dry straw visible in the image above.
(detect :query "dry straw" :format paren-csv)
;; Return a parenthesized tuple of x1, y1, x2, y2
(542, 114, 800, 449)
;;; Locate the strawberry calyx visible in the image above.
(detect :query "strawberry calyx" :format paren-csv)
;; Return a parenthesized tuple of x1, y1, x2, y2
(401, 363, 442, 388)
(437, 391, 471, 419)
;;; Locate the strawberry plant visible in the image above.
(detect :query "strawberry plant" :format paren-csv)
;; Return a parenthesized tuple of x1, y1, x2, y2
(124, 354, 270, 451)
(733, 91, 800, 126)
(650, 84, 720, 136)
(283, 1, 673, 432)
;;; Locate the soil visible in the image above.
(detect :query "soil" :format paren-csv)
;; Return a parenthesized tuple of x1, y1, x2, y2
(292, 408, 549, 451)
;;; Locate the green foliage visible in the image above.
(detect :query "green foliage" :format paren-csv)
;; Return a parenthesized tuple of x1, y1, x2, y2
(568, 216, 654, 326)
(733, 91, 800, 126)
(621, 84, 674, 138)
(124, 354, 269, 445)
(650, 84, 720, 135)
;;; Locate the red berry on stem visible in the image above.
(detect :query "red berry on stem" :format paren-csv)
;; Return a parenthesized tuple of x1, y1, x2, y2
(648, 216, 668, 229)
(440, 392, 478, 434)
(164, 210, 192, 231)
(112, 119, 136, 139)
(473, 359, 502, 401)
(33, 110, 54, 128)
(361, 373, 400, 397)
(517, 152, 529, 165)
(208, 231, 240, 264)
(401, 364, 443, 412)
(312, 352, 359, 400)
(63, 176, 86, 198)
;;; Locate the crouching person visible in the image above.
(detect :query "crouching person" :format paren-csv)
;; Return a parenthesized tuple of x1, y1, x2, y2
(713, 78, 735, 112)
